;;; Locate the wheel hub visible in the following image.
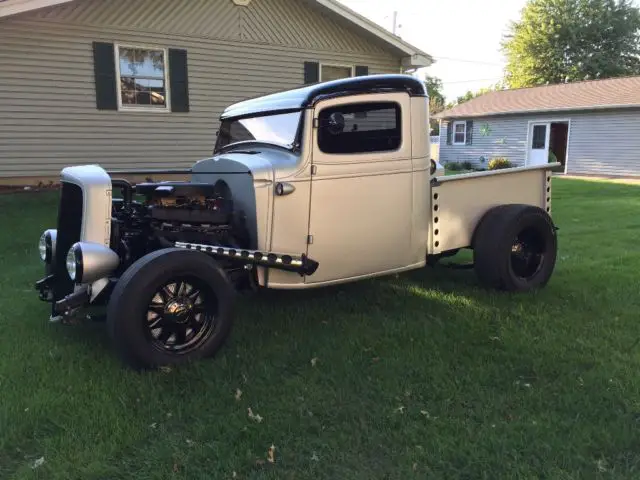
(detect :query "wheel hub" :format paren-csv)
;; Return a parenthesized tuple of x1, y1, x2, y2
(165, 298, 193, 323)
(510, 228, 545, 280)
(144, 278, 218, 354)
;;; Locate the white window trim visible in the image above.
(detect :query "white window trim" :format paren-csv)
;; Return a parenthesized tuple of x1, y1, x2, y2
(319, 63, 355, 82)
(452, 121, 466, 145)
(114, 43, 171, 113)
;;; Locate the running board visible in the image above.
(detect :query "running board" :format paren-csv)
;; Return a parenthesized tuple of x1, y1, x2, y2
(174, 242, 319, 276)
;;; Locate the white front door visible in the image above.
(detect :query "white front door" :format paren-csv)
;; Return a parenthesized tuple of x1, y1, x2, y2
(528, 122, 550, 166)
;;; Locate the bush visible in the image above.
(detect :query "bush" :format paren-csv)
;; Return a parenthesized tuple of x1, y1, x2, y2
(462, 161, 474, 171)
(446, 162, 462, 171)
(488, 157, 513, 170)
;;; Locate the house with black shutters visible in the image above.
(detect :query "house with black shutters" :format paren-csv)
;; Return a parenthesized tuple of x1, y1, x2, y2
(0, 0, 431, 182)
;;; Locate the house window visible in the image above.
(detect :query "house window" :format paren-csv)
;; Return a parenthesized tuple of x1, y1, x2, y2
(117, 46, 169, 110)
(453, 121, 466, 144)
(318, 102, 401, 154)
(320, 64, 354, 82)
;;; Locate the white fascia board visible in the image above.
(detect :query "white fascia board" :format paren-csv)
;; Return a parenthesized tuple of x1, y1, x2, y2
(314, 0, 433, 65)
(0, 0, 74, 18)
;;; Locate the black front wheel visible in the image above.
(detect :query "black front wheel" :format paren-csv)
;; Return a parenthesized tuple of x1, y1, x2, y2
(473, 204, 558, 292)
(107, 248, 235, 370)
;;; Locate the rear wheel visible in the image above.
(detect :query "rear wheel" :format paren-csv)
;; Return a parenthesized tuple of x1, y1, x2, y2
(473, 204, 557, 292)
(107, 248, 235, 370)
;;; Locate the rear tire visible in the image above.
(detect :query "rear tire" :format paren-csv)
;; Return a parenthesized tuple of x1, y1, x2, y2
(473, 204, 557, 292)
(107, 248, 236, 370)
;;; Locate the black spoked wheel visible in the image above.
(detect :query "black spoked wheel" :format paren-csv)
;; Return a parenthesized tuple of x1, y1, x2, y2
(146, 277, 218, 355)
(107, 248, 235, 370)
(510, 227, 545, 281)
(473, 204, 557, 292)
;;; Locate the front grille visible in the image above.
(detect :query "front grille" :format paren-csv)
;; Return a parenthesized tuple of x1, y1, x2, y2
(53, 182, 83, 302)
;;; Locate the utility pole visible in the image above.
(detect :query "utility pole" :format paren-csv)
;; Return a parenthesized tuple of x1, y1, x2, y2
(392, 10, 398, 35)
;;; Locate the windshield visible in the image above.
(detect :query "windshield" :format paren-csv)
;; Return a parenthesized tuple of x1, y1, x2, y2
(215, 111, 302, 153)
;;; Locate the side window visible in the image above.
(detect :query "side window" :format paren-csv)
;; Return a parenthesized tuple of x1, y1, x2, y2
(117, 46, 169, 110)
(317, 102, 402, 154)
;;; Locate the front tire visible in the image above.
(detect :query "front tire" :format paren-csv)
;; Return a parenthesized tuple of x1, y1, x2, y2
(473, 204, 557, 292)
(107, 248, 236, 370)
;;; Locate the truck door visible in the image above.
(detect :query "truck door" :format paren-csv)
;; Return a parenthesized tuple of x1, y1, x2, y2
(306, 93, 414, 285)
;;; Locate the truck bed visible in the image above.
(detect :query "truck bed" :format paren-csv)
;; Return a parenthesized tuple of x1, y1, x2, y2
(429, 163, 561, 255)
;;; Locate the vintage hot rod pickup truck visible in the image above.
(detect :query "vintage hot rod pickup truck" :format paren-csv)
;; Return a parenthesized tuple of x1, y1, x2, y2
(35, 75, 560, 369)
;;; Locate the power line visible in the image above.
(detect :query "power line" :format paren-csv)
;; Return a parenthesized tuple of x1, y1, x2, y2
(432, 56, 504, 66)
(440, 77, 503, 84)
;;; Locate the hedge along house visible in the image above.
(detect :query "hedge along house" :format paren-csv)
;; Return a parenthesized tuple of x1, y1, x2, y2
(0, 0, 432, 184)
(433, 76, 640, 176)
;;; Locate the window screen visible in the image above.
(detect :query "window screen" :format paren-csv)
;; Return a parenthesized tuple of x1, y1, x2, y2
(317, 102, 402, 154)
(453, 122, 466, 144)
(532, 125, 547, 149)
(118, 47, 167, 109)
(321, 65, 353, 82)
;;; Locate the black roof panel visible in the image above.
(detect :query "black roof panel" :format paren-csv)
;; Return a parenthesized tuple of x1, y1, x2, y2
(220, 74, 427, 120)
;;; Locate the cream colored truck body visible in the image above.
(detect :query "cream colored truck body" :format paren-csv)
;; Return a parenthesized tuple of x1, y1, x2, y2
(35, 75, 560, 370)
(199, 83, 558, 290)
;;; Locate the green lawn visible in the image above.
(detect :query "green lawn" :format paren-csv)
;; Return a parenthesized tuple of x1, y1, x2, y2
(1, 178, 640, 479)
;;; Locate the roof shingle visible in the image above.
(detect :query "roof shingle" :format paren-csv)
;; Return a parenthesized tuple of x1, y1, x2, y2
(435, 75, 640, 119)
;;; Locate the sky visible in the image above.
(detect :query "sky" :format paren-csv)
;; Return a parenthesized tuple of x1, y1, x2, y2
(336, 0, 530, 102)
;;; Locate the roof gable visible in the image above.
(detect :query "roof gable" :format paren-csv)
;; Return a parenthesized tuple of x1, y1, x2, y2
(0, 0, 74, 17)
(436, 75, 640, 119)
(0, 0, 432, 66)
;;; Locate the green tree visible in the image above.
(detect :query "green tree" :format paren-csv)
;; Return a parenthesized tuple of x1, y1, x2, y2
(502, 0, 640, 88)
(446, 83, 504, 109)
(425, 76, 445, 134)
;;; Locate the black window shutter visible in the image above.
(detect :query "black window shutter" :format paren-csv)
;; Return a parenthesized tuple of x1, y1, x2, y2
(446, 121, 452, 145)
(92, 42, 117, 110)
(304, 61, 320, 84)
(466, 120, 473, 145)
(169, 49, 190, 113)
(355, 65, 369, 76)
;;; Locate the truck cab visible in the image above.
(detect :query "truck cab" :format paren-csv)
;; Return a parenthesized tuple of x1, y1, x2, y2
(194, 75, 434, 289)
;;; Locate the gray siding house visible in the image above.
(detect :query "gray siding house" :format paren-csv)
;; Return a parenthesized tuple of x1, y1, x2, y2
(0, 0, 431, 182)
(434, 76, 640, 176)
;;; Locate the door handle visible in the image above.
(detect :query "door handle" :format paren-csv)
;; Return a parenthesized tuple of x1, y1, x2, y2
(275, 182, 296, 196)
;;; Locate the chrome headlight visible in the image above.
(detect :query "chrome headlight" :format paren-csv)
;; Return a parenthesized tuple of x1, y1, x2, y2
(39, 233, 48, 261)
(39, 229, 57, 263)
(66, 247, 78, 281)
(66, 242, 120, 284)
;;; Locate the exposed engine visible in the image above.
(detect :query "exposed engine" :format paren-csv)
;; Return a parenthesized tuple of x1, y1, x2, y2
(110, 179, 251, 273)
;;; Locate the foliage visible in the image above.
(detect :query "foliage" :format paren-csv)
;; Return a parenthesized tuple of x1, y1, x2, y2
(488, 157, 514, 170)
(446, 82, 505, 109)
(502, 0, 640, 88)
(445, 161, 463, 171)
(462, 161, 474, 170)
(425, 76, 446, 135)
(445, 161, 477, 173)
(446, 161, 461, 171)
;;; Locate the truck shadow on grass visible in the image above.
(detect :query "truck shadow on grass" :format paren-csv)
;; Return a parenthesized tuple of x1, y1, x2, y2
(49, 252, 614, 408)
(57, 259, 563, 373)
